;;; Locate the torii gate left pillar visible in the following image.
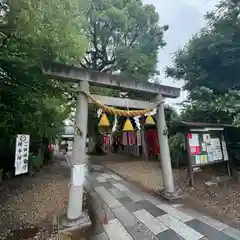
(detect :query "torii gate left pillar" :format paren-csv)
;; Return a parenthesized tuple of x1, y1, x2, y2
(42, 62, 181, 227)
(63, 81, 90, 224)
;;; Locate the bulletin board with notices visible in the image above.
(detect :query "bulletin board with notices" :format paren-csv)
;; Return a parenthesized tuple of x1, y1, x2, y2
(187, 130, 230, 186)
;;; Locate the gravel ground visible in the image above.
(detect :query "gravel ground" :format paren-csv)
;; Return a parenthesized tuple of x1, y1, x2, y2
(105, 160, 164, 191)
(0, 156, 88, 239)
(101, 153, 240, 228)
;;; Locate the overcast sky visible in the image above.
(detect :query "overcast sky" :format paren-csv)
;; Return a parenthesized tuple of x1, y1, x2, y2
(143, 0, 218, 108)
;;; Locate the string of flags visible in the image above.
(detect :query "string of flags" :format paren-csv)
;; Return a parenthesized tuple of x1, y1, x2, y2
(112, 115, 118, 132)
(133, 116, 141, 130)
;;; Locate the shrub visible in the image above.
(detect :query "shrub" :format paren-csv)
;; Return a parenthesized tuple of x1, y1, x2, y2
(169, 133, 187, 168)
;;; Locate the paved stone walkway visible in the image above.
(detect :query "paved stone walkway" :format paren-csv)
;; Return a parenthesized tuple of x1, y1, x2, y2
(85, 166, 240, 240)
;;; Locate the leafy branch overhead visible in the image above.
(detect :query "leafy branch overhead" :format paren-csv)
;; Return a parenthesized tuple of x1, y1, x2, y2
(1, 0, 88, 63)
(0, 0, 89, 148)
(81, 0, 168, 80)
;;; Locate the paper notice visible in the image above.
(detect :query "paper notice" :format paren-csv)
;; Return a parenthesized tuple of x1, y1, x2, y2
(212, 149, 223, 161)
(215, 138, 221, 148)
(210, 138, 221, 149)
(201, 143, 207, 151)
(207, 145, 212, 152)
(195, 155, 201, 164)
(216, 149, 223, 160)
(203, 134, 210, 143)
(188, 133, 199, 147)
(207, 152, 214, 162)
(190, 146, 200, 155)
(72, 165, 85, 186)
(201, 155, 208, 164)
(210, 139, 216, 149)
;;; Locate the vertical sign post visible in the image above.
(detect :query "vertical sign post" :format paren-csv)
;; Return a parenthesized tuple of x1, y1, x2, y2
(14, 134, 30, 175)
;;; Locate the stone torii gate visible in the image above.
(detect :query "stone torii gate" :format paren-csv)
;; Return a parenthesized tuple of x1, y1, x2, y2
(42, 62, 180, 227)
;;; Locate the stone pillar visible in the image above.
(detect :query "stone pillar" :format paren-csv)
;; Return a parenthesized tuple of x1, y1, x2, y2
(65, 81, 89, 224)
(156, 94, 175, 194)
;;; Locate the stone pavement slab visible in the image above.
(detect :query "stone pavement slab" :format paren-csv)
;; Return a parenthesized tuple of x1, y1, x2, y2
(157, 214, 204, 240)
(134, 209, 168, 234)
(187, 219, 233, 240)
(156, 229, 184, 240)
(179, 207, 229, 231)
(86, 169, 239, 240)
(111, 205, 137, 228)
(157, 203, 193, 222)
(138, 200, 166, 218)
(103, 218, 134, 240)
(223, 227, 240, 240)
(126, 221, 157, 240)
(108, 187, 126, 199)
(95, 186, 122, 209)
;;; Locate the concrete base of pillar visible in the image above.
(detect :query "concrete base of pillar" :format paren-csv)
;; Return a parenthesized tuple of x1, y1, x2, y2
(58, 211, 91, 233)
(157, 189, 189, 201)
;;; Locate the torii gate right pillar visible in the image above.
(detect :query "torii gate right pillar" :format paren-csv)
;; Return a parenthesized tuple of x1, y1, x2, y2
(156, 94, 175, 195)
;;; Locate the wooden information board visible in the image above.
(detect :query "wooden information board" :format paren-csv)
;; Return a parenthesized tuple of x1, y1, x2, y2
(187, 130, 230, 186)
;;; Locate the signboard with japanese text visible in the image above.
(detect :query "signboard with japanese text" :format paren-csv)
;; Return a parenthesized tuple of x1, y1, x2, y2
(187, 131, 229, 166)
(187, 129, 231, 187)
(14, 134, 30, 175)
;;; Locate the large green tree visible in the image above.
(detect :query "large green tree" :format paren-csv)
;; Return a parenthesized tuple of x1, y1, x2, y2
(1, 0, 87, 62)
(166, 0, 240, 92)
(75, 0, 169, 139)
(81, 0, 168, 80)
(0, 0, 88, 167)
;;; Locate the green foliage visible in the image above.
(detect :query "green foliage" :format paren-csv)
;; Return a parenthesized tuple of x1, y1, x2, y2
(0, 0, 88, 166)
(0, 60, 72, 142)
(1, 0, 88, 63)
(166, 0, 240, 125)
(166, 0, 240, 92)
(28, 153, 42, 174)
(164, 105, 179, 132)
(169, 133, 186, 168)
(179, 89, 240, 124)
(82, 0, 167, 80)
(234, 113, 240, 127)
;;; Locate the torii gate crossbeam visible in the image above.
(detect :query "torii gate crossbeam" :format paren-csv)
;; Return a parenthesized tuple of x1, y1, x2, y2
(41, 62, 181, 227)
(42, 62, 180, 99)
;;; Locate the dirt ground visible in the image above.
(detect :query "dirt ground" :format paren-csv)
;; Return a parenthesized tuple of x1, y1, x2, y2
(99, 153, 240, 229)
(0, 155, 88, 240)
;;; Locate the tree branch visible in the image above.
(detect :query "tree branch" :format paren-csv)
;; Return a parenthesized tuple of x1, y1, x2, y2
(129, 33, 138, 47)
(97, 57, 116, 71)
(84, 56, 92, 65)
(79, 62, 88, 69)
